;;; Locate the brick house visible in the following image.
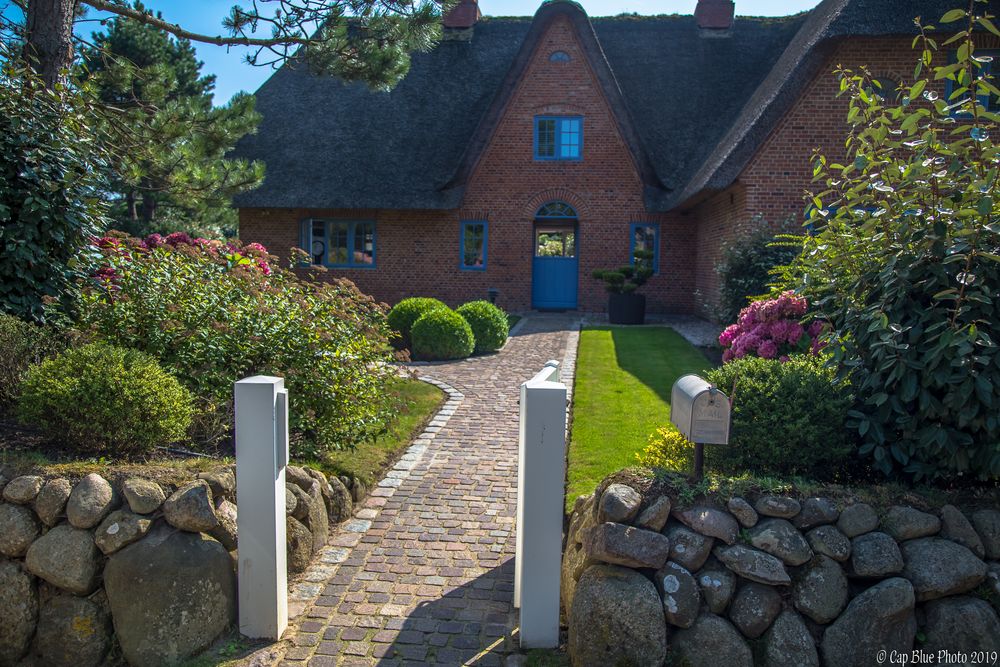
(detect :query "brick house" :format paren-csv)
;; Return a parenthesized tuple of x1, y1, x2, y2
(234, 0, 987, 319)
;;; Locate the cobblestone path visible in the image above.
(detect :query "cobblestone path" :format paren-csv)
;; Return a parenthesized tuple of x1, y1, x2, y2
(278, 313, 580, 666)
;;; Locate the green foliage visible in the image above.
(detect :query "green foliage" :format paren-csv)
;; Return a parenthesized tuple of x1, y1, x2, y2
(72, 236, 397, 456)
(715, 216, 801, 324)
(456, 300, 509, 353)
(0, 312, 66, 407)
(0, 56, 110, 322)
(778, 3, 1000, 481)
(593, 249, 654, 294)
(17, 342, 193, 456)
(411, 309, 475, 361)
(387, 297, 448, 350)
(636, 427, 695, 473)
(705, 355, 855, 480)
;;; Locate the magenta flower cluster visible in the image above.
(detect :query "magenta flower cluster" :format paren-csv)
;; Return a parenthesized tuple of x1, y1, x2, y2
(719, 291, 826, 363)
(91, 233, 274, 281)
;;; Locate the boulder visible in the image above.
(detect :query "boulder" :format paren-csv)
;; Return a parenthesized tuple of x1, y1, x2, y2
(761, 610, 819, 667)
(210, 498, 238, 552)
(754, 496, 801, 519)
(673, 506, 739, 544)
(728, 582, 782, 639)
(568, 564, 666, 667)
(971, 509, 1000, 560)
(33, 477, 72, 526)
(304, 481, 330, 552)
(32, 595, 111, 667)
(598, 484, 642, 524)
(0, 559, 37, 666)
(66, 473, 115, 529)
(2, 475, 43, 504)
(922, 596, 1000, 660)
(568, 495, 596, 545)
(820, 577, 916, 667)
(792, 554, 848, 624)
(665, 524, 714, 571)
(196, 469, 236, 502)
(286, 483, 310, 521)
(104, 526, 236, 667)
(635, 495, 671, 532)
(727, 497, 758, 528)
(748, 518, 813, 566)
(656, 561, 700, 628)
(163, 480, 218, 533)
(714, 544, 791, 585)
(0, 502, 41, 557)
(805, 525, 851, 562)
(899, 537, 986, 601)
(584, 522, 670, 569)
(0, 470, 7, 496)
(324, 475, 354, 524)
(284, 465, 315, 492)
(850, 531, 903, 577)
(939, 505, 986, 559)
(696, 566, 736, 614)
(988, 562, 1000, 597)
(94, 509, 152, 555)
(561, 541, 594, 614)
(122, 477, 166, 515)
(285, 489, 298, 516)
(25, 524, 101, 595)
(837, 503, 879, 538)
(881, 506, 941, 541)
(669, 613, 753, 667)
(286, 515, 313, 574)
(792, 497, 839, 530)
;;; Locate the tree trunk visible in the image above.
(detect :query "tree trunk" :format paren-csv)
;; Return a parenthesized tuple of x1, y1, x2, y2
(140, 192, 156, 224)
(23, 0, 78, 89)
(126, 191, 138, 221)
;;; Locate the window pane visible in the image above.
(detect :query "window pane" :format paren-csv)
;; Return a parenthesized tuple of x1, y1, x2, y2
(559, 118, 580, 159)
(633, 225, 656, 253)
(463, 223, 485, 268)
(535, 228, 576, 257)
(354, 222, 375, 265)
(329, 222, 349, 265)
(536, 119, 556, 157)
(311, 220, 326, 264)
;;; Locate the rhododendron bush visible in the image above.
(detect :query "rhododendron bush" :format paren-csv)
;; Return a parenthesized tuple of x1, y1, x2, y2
(718, 292, 825, 363)
(72, 231, 396, 456)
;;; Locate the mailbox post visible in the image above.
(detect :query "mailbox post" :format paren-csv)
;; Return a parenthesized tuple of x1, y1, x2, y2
(670, 374, 731, 479)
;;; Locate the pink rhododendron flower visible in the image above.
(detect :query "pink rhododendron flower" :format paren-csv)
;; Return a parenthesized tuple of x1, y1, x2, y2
(758, 340, 778, 359)
(718, 291, 826, 364)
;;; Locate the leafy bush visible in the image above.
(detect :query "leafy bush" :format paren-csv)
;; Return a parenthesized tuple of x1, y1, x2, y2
(592, 249, 654, 294)
(411, 309, 475, 360)
(714, 217, 800, 324)
(778, 5, 1000, 481)
(18, 343, 193, 456)
(636, 427, 695, 472)
(718, 292, 826, 363)
(71, 233, 396, 456)
(0, 312, 66, 407)
(705, 355, 854, 479)
(387, 297, 448, 350)
(456, 301, 509, 353)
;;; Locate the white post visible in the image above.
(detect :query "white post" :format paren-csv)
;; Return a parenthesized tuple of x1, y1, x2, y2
(234, 375, 289, 640)
(515, 360, 567, 649)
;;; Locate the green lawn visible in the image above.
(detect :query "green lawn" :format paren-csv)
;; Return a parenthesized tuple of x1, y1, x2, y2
(566, 326, 712, 510)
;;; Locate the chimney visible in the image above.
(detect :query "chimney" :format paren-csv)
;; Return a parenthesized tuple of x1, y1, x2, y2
(695, 0, 735, 30)
(443, 0, 481, 29)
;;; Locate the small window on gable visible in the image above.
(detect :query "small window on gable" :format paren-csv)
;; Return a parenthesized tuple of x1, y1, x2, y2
(630, 223, 660, 275)
(944, 49, 1000, 115)
(866, 77, 900, 102)
(549, 50, 570, 62)
(534, 116, 582, 160)
(299, 219, 376, 268)
(460, 221, 487, 270)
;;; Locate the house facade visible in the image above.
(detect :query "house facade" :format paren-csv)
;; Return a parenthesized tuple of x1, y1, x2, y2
(235, 0, 991, 319)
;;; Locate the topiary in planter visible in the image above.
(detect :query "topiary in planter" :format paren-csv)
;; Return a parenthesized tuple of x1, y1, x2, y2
(456, 300, 509, 353)
(17, 342, 193, 457)
(411, 309, 475, 361)
(387, 297, 449, 350)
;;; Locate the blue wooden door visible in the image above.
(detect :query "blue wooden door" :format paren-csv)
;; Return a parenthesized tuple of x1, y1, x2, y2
(532, 226, 578, 310)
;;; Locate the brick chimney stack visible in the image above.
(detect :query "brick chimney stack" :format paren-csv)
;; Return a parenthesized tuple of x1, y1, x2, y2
(695, 0, 735, 30)
(443, 0, 481, 29)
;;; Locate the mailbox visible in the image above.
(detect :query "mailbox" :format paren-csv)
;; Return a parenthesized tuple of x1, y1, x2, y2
(671, 374, 730, 445)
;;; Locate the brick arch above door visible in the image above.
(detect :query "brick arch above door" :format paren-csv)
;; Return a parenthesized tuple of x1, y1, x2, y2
(522, 188, 590, 220)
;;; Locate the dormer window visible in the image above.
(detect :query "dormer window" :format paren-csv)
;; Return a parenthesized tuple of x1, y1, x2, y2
(549, 50, 571, 62)
(534, 116, 582, 161)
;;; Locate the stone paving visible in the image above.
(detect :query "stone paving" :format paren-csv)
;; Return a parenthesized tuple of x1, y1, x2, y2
(277, 313, 580, 666)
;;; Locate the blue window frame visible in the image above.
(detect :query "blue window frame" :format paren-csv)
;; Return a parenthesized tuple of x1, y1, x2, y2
(630, 223, 659, 275)
(944, 49, 999, 115)
(460, 221, 487, 270)
(299, 219, 376, 268)
(534, 116, 582, 160)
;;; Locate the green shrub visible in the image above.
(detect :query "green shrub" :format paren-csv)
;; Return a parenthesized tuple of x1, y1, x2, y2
(411, 309, 474, 360)
(387, 297, 449, 350)
(704, 355, 854, 480)
(456, 301, 509, 353)
(17, 343, 193, 456)
(714, 217, 800, 324)
(0, 312, 65, 407)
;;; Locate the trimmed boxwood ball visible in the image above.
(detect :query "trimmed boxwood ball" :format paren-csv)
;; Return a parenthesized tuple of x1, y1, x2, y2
(456, 301, 509, 353)
(411, 309, 475, 361)
(17, 342, 193, 456)
(387, 297, 449, 349)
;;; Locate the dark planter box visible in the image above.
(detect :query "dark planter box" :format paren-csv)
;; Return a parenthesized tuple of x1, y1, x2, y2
(608, 293, 646, 325)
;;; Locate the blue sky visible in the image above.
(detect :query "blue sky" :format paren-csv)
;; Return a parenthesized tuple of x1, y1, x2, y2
(5, 0, 821, 103)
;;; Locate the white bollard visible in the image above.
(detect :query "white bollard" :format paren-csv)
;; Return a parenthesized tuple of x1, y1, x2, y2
(234, 375, 289, 640)
(514, 360, 567, 649)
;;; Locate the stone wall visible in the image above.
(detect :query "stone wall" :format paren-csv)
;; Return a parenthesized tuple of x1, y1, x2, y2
(0, 464, 353, 667)
(563, 477, 1000, 667)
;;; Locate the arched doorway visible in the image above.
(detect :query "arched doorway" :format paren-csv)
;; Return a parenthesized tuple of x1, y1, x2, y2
(531, 202, 578, 310)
